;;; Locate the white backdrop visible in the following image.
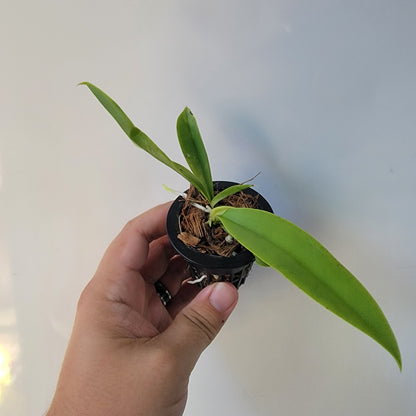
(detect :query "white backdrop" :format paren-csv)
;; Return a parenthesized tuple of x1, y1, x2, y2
(1, 1, 415, 415)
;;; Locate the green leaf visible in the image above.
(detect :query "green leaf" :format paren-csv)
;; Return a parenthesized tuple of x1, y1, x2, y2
(79, 82, 135, 136)
(211, 184, 253, 207)
(80, 82, 209, 200)
(211, 206, 402, 369)
(255, 256, 270, 267)
(176, 107, 214, 202)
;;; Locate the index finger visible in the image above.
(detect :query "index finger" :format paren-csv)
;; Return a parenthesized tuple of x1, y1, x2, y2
(99, 202, 173, 277)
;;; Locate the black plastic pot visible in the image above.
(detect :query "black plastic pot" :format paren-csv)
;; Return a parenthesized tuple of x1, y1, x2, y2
(166, 181, 273, 289)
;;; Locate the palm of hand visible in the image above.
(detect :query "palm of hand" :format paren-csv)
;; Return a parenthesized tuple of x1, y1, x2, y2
(94, 213, 194, 341)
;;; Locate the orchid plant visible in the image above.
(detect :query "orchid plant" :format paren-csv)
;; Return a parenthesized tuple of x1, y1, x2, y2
(81, 82, 402, 370)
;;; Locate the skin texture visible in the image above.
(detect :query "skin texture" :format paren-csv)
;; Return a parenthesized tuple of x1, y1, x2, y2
(47, 202, 239, 416)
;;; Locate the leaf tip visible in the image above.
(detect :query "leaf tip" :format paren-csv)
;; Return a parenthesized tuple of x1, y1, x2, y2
(395, 351, 403, 372)
(383, 330, 402, 371)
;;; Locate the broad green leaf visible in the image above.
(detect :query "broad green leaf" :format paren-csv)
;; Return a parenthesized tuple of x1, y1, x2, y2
(80, 82, 210, 200)
(177, 108, 214, 202)
(255, 256, 270, 267)
(211, 206, 402, 369)
(211, 184, 253, 207)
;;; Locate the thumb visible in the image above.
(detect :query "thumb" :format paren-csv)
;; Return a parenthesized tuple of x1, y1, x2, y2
(160, 282, 238, 372)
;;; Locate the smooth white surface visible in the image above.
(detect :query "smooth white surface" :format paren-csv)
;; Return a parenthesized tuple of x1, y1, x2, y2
(1, 1, 415, 415)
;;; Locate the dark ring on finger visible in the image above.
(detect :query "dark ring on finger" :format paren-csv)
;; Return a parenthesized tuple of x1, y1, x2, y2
(154, 281, 172, 307)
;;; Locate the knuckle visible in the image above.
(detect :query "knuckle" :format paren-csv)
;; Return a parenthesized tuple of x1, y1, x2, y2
(76, 279, 96, 311)
(124, 218, 136, 232)
(77, 284, 91, 310)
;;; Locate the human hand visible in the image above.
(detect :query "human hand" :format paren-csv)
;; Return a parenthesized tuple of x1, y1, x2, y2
(47, 202, 239, 416)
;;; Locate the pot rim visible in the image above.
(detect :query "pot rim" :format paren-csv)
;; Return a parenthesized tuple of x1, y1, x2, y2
(166, 181, 273, 270)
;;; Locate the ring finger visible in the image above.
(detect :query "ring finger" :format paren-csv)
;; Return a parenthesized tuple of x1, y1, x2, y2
(156, 255, 191, 300)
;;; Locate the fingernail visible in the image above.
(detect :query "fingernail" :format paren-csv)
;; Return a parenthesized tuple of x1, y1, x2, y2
(209, 282, 238, 316)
